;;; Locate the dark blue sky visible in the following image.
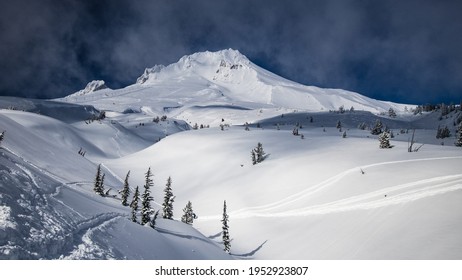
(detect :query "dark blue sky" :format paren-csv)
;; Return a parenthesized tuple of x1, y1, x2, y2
(1, 0, 461, 104)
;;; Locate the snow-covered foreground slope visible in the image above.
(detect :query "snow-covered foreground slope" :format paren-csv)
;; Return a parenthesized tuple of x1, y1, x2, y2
(106, 123, 462, 259)
(0, 109, 231, 259)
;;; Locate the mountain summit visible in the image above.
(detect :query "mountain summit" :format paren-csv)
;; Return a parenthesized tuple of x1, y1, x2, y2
(62, 49, 411, 125)
(136, 49, 253, 85)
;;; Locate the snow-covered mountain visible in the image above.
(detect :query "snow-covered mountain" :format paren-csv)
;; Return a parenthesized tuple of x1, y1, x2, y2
(60, 49, 411, 126)
(1, 49, 462, 260)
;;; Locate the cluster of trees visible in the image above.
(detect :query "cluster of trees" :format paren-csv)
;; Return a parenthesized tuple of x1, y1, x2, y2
(192, 123, 210, 130)
(330, 105, 355, 114)
(436, 125, 451, 139)
(121, 167, 179, 228)
(153, 115, 168, 123)
(93, 165, 232, 253)
(413, 102, 461, 115)
(77, 147, 86, 157)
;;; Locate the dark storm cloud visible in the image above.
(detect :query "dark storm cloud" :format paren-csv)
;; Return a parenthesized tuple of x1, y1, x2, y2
(1, 0, 461, 103)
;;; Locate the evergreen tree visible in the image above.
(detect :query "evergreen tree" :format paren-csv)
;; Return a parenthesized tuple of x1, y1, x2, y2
(251, 149, 257, 165)
(0, 131, 5, 145)
(292, 127, 299, 136)
(336, 120, 342, 129)
(162, 177, 175, 219)
(379, 131, 392, 149)
(342, 131, 347, 138)
(251, 143, 265, 165)
(388, 108, 397, 118)
(222, 200, 231, 253)
(93, 164, 105, 196)
(130, 186, 140, 223)
(141, 167, 154, 225)
(436, 125, 451, 139)
(371, 119, 383, 135)
(455, 123, 462, 147)
(121, 171, 131, 206)
(358, 122, 367, 130)
(100, 173, 106, 194)
(181, 201, 197, 225)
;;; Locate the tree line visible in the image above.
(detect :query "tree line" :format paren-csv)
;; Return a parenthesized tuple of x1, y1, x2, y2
(93, 165, 232, 253)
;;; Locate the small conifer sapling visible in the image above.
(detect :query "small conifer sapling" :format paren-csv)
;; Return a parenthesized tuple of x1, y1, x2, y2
(181, 201, 197, 225)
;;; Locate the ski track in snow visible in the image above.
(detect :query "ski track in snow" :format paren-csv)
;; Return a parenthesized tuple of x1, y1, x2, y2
(59, 213, 123, 260)
(2, 146, 128, 259)
(199, 156, 462, 220)
(4, 146, 68, 185)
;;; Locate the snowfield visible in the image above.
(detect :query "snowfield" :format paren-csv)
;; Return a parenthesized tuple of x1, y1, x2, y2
(1, 49, 461, 259)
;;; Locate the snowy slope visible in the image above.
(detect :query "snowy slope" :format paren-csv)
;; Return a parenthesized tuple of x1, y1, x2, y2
(106, 123, 462, 259)
(0, 108, 231, 260)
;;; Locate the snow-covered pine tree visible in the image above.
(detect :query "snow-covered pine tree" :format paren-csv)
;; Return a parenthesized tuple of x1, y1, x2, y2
(181, 201, 197, 225)
(379, 131, 392, 149)
(342, 131, 347, 138)
(141, 167, 154, 225)
(371, 119, 383, 135)
(0, 131, 4, 145)
(93, 164, 105, 196)
(251, 149, 257, 165)
(255, 142, 265, 164)
(292, 127, 299, 136)
(100, 173, 105, 194)
(130, 186, 140, 223)
(222, 200, 231, 253)
(455, 123, 462, 147)
(121, 171, 131, 206)
(358, 122, 367, 130)
(388, 107, 397, 118)
(336, 120, 342, 129)
(162, 176, 175, 219)
(441, 126, 451, 138)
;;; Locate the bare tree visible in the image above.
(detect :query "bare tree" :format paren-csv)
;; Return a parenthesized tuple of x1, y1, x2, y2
(408, 129, 424, 152)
